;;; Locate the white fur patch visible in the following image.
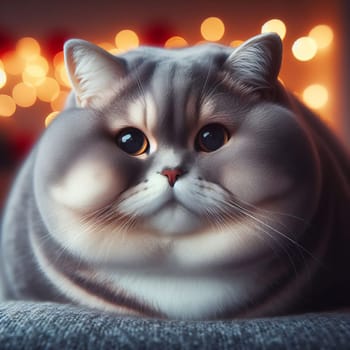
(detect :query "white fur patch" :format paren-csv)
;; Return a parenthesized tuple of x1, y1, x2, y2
(51, 157, 121, 212)
(106, 270, 253, 319)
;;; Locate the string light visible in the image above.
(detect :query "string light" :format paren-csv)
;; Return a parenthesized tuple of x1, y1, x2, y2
(36, 77, 60, 102)
(0, 23, 336, 127)
(55, 62, 71, 88)
(108, 48, 123, 55)
(98, 42, 116, 51)
(164, 36, 188, 48)
(53, 51, 64, 67)
(309, 25, 333, 49)
(45, 111, 60, 127)
(115, 30, 139, 51)
(261, 19, 287, 40)
(200, 17, 225, 41)
(16, 37, 41, 61)
(22, 69, 46, 87)
(0, 95, 16, 117)
(2, 51, 24, 75)
(292, 37, 318, 61)
(303, 84, 329, 109)
(0, 69, 7, 89)
(12, 82, 37, 107)
(230, 40, 243, 47)
(50, 91, 69, 111)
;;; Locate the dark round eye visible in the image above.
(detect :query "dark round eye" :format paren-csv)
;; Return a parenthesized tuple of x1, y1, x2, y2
(195, 123, 230, 152)
(116, 128, 149, 156)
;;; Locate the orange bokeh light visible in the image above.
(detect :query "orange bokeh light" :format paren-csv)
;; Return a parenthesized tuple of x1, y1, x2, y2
(16, 37, 41, 61)
(261, 19, 287, 40)
(230, 40, 244, 47)
(292, 37, 318, 61)
(0, 69, 7, 89)
(98, 42, 116, 51)
(53, 51, 64, 67)
(200, 17, 225, 41)
(0, 95, 16, 117)
(115, 30, 139, 51)
(2, 51, 24, 75)
(50, 91, 69, 111)
(302, 84, 329, 109)
(164, 36, 188, 48)
(309, 24, 334, 49)
(45, 111, 60, 127)
(36, 77, 60, 102)
(55, 63, 71, 88)
(12, 82, 37, 107)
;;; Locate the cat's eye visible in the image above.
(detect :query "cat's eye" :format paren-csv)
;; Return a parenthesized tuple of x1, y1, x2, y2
(116, 128, 149, 156)
(195, 123, 230, 152)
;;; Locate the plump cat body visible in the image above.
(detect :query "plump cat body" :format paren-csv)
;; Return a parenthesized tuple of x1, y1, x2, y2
(1, 34, 349, 319)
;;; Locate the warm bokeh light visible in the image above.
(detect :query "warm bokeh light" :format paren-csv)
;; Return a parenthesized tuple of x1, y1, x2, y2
(2, 51, 24, 75)
(309, 25, 334, 49)
(25, 56, 49, 77)
(0, 95, 16, 117)
(53, 51, 64, 67)
(200, 17, 225, 41)
(115, 30, 139, 51)
(45, 111, 60, 127)
(108, 48, 123, 55)
(55, 63, 71, 88)
(36, 77, 60, 102)
(230, 40, 244, 47)
(24, 64, 46, 79)
(164, 36, 188, 48)
(0, 20, 338, 130)
(50, 91, 69, 111)
(98, 42, 115, 51)
(0, 69, 7, 89)
(302, 84, 329, 109)
(22, 70, 45, 87)
(292, 37, 318, 61)
(16, 37, 41, 61)
(12, 83, 37, 108)
(261, 19, 287, 40)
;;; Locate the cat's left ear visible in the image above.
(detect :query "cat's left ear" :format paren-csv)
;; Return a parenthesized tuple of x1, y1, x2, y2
(64, 39, 128, 108)
(224, 33, 282, 93)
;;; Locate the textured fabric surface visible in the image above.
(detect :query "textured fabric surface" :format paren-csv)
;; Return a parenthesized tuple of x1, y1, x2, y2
(0, 302, 350, 349)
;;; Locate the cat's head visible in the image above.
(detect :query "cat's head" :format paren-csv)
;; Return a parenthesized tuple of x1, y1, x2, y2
(34, 34, 320, 270)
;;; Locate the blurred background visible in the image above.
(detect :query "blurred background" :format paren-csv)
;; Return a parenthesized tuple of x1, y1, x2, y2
(0, 0, 348, 207)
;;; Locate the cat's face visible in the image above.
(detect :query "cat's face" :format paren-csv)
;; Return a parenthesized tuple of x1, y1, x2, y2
(34, 34, 320, 271)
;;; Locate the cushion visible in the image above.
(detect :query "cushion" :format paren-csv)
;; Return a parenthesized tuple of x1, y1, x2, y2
(1, 301, 350, 349)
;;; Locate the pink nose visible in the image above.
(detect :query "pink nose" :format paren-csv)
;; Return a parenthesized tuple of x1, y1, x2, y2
(161, 168, 184, 187)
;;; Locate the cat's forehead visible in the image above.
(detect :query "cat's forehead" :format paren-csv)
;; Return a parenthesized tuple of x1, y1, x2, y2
(121, 44, 233, 68)
(103, 44, 244, 145)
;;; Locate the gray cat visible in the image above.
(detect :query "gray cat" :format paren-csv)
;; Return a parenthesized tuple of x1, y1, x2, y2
(1, 33, 349, 319)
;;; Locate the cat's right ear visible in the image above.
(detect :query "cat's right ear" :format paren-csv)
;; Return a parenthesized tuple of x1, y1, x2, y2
(223, 33, 282, 94)
(64, 39, 127, 108)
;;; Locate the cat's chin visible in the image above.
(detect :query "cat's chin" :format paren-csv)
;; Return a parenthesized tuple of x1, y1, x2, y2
(142, 203, 203, 236)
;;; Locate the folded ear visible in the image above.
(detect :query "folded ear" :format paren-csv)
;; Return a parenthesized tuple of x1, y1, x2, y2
(64, 39, 127, 108)
(224, 33, 282, 93)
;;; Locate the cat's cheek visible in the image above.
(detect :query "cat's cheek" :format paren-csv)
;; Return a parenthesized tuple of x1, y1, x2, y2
(220, 163, 292, 205)
(50, 159, 124, 213)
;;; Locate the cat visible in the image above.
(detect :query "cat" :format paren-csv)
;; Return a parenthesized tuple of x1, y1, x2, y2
(1, 33, 349, 320)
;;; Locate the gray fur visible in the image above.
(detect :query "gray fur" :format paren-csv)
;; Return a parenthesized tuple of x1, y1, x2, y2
(1, 33, 349, 319)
